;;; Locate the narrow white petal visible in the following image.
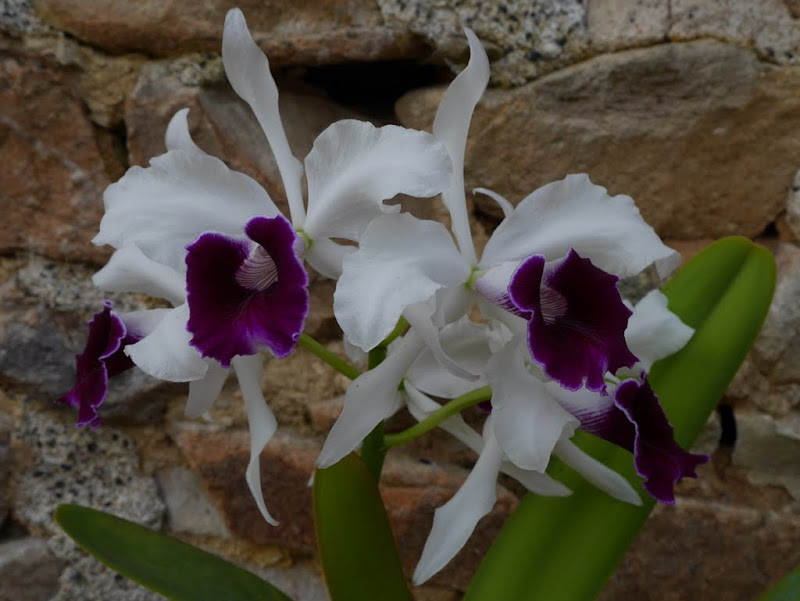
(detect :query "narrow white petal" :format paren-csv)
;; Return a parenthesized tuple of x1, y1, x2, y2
(95, 111, 278, 273)
(486, 341, 578, 471)
(413, 416, 502, 585)
(93, 245, 186, 305)
(625, 290, 694, 370)
(500, 462, 571, 496)
(304, 237, 355, 280)
(233, 354, 279, 525)
(433, 28, 490, 265)
(481, 174, 680, 279)
(222, 8, 305, 224)
(334, 213, 469, 352)
(474, 187, 513, 218)
(124, 304, 208, 382)
(164, 108, 194, 152)
(186, 361, 229, 417)
(302, 120, 452, 242)
(403, 301, 477, 381)
(554, 438, 641, 506)
(316, 331, 424, 468)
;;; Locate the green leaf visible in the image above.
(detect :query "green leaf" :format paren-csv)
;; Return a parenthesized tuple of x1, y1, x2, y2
(464, 236, 776, 601)
(314, 453, 413, 601)
(759, 565, 800, 601)
(54, 504, 293, 601)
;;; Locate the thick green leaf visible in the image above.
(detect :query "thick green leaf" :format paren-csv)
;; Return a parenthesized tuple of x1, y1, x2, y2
(314, 453, 413, 601)
(759, 566, 800, 601)
(465, 237, 776, 601)
(54, 504, 293, 601)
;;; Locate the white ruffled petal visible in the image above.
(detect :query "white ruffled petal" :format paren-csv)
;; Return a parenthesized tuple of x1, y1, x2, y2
(302, 120, 452, 242)
(486, 340, 578, 471)
(93, 245, 186, 306)
(124, 304, 208, 382)
(413, 416, 502, 585)
(186, 360, 229, 417)
(222, 8, 305, 224)
(232, 354, 279, 526)
(316, 330, 424, 468)
(554, 438, 641, 505)
(625, 290, 694, 371)
(481, 174, 680, 279)
(334, 213, 469, 352)
(95, 110, 278, 273)
(118, 308, 171, 340)
(432, 28, 490, 265)
(304, 237, 355, 280)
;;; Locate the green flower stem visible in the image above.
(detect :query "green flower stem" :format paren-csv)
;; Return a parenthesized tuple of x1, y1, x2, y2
(298, 333, 361, 380)
(360, 346, 389, 480)
(381, 317, 409, 347)
(383, 385, 492, 449)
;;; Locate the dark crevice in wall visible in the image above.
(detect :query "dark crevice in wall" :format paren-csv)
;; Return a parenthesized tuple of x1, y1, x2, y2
(717, 403, 737, 447)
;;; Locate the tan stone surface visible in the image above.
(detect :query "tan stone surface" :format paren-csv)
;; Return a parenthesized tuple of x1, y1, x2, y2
(588, 0, 669, 50)
(397, 40, 800, 239)
(32, 0, 423, 64)
(0, 51, 110, 263)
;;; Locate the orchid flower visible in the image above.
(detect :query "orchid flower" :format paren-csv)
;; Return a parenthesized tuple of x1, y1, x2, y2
(67, 8, 451, 525)
(319, 28, 678, 469)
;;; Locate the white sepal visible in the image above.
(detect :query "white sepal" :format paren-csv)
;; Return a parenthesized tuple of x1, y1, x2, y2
(93, 244, 186, 306)
(334, 213, 469, 352)
(221, 8, 304, 224)
(186, 361, 230, 417)
(625, 290, 694, 371)
(554, 438, 641, 505)
(304, 237, 355, 280)
(124, 304, 208, 382)
(232, 354, 279, 526)
(481, 174, 680, 279)
(303, 120, 453, 242)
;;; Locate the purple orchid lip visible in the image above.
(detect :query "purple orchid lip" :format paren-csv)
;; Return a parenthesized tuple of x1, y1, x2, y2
(186, 215, 309, 367)
(576, 377, 708, 504)
(57, 301, 138, 428)
(508, 249, 638, 392)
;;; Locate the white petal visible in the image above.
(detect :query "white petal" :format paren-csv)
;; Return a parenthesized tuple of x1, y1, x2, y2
(304, 237, 355, 280)
(473, 187, 513, 218)
(118, 308, 171, 339)
(316, 330, 424, 468)
(124, 304, 208, 382)
(232, 354, 279, 525)
(186, 361, 229, 417)
(486, 340, 578, 471)
(433, 28, 490, 265)
(302, 120, 452, 242)
(625, 290, 694, 371)
(403, 301, 477, 381)
(406, 318, 492, 398)
(93, 244, 186, 306)
(413, 416, 502, 585)
(222, 8, 305, 224)
(404, 382, 484, 448)
(500, 462, 571, 496)
(164, 108, 194, 152)
(480, 174, 680, 278)
(544, 382, 616, 431)
(334, 213, 469, 352)
(554, 438, 641, 505)
(95, 111, 279, 273)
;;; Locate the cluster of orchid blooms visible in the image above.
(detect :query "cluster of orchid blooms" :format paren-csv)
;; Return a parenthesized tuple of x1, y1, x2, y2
(59, 8, 707, 585)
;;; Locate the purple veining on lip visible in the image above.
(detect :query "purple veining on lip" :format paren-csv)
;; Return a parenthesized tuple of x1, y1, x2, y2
(186, 215, 309, 367)
(508, 249, 638, 392)
(612, 378, 708, 503)
(56, 301, 138, 428)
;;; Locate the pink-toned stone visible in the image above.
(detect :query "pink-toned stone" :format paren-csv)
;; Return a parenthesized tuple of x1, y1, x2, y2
(0, 51, 110, 264)
(32, 0, 424, 64)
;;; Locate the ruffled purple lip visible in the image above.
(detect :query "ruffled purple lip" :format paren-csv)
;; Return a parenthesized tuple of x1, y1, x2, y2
(573, 377, 708, 504)
(57, 301, 138, 428)
(508, 249, 638, 393)
(186, 215, 309, 367)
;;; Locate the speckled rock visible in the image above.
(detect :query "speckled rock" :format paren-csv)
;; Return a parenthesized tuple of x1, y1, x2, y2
(0, 537, 64, 601)
(588, 0, 669, 49)
(12, 411, 164, 560)
(0, 51, 110, 264)
(31, 0, 422, 64)
(53, 555, 164, 601)
(0, 411, 11, 527)
(0, 0, 50, 35)
(785, 170, 800, 242)
(397, 40, 800, 239)
(670, 0, 800, 65)
(378, 0, 590, 86)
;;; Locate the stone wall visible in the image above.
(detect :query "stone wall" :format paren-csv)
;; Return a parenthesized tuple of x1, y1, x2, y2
(1, 1, 800, 600)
